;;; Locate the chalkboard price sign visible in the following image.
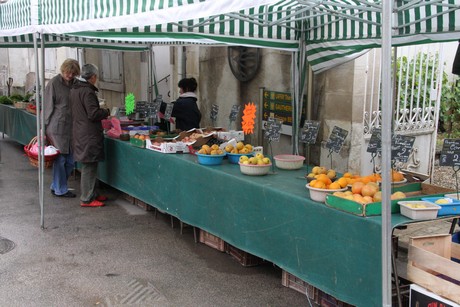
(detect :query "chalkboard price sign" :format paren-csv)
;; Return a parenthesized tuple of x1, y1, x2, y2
(367, 128, 382, 153)
(164, 103, 174, 121)
(210, 104, 219, 121)
(264, 117, 282, 142)
(299, 120, 320, 144)
(440, 150, 460, 166)
(439, 139, 460, 166)
(442, 139, 460, 152)
(229, 105, 240, 122)
(391, 134, 415, 163)
(325, 126, 348, 153)
(148, 95, 163, 117)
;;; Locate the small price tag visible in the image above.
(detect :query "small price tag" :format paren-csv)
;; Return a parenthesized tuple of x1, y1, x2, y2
(325, 126, 348, 153)
(210, 104, 219, 121)
(367, 128, 382, 153)
(299, 120, 320, 144)
(264, 117, 282, 142)
(229, 105, 240, 122)
(164, 103, 174, 121)
(391, 134, 415, 163)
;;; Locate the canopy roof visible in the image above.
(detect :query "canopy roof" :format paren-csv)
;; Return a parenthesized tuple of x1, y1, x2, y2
(1, 0, 459, 72)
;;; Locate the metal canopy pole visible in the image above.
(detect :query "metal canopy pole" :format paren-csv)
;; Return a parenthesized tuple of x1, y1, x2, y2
(33, 32, 45, 229)
(381, 1, 393, 306)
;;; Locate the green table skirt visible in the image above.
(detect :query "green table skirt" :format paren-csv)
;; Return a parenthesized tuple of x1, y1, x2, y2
(98, 138, 412, 306)
(0, 104, 36, 145)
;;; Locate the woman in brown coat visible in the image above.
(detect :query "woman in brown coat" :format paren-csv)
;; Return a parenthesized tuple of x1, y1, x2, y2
(70, 64, 110, 207)
(44, 59, 80, 198)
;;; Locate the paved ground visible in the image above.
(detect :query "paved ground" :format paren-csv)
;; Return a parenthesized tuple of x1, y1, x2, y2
(0, 137, 308, 307)
(1, 136, 458, 307)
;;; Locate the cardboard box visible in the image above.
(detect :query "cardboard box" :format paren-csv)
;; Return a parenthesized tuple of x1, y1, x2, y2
(217, 130, 244, 141)
(145, 138, 191, 154)
(325, 182, 455, 217)
(407, 234, 460, 304)
(129, 138, 145, 148)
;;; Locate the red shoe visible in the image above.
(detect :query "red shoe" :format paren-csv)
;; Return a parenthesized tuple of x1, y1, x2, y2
(81, 200, 105, 207)
(96, 195, 108, 201)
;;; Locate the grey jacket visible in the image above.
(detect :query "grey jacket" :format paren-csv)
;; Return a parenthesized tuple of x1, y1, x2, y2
(44, 74, 76, 154)
(70, 80, 109, 163)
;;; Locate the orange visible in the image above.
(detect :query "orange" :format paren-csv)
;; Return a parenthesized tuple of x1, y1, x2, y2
(343, 172, 352, 178)
(351, 182, 365, 195)
(312, 181, 326, 189)
(329, 181, 341, 190)
(337, 177, 348, 188)
(317, 174, 332, 185)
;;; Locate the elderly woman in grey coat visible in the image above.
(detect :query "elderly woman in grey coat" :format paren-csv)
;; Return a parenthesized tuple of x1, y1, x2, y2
(44, 58, 80, 198)
(70, 64, 110, 207)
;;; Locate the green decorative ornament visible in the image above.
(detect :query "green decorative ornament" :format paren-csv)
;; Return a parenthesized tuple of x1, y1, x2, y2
(125, 93, 135, 115)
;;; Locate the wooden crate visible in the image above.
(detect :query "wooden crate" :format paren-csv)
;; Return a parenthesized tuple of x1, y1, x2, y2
(134, 198, 154, 211)
(121, 192, 135, 204)
(199, 230, 226, 252)
(318, 291, 354, 307)
(281, 270, 319, 303)
(225, 244, 263, 267)
(407, 234, 460, 304)
(281, 270, 355, 306)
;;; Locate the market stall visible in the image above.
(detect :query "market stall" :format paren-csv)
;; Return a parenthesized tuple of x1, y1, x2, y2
(0, 104, 36, 145)
(2, 1, 460, 306)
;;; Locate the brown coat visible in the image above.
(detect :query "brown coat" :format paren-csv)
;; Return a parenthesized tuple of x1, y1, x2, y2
(70, 80, 109, 162)
(44, 74, 76, 154)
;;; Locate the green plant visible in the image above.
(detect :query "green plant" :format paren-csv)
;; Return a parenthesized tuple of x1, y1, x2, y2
(9, 94, 24, 102)
(0, 96, 13, 105)
(440, 80, 460, 134)
(395, 52, 444, 108)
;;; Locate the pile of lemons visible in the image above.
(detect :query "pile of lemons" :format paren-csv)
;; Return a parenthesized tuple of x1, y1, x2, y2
(197, 144, 224, 155)
(239, 153, 271, 165)
(224, 141, 253, 154)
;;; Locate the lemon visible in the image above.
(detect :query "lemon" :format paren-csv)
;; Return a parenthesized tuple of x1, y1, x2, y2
(435, 198, 450, 204)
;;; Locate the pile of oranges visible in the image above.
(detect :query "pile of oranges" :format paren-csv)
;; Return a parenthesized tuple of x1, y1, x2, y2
(309, 174, 348, 190)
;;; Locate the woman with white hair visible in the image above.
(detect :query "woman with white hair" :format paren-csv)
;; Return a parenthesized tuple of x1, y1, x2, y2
(70, 64, 110, 207)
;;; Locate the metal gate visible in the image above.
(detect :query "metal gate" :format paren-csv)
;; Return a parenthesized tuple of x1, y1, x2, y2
(363, 43, 445, 176)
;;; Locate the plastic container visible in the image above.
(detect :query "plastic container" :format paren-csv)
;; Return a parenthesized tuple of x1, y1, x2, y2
(421, 197, 460, 216)
(196, 153, 226, 166)
(445, 193, 460, 200)
(226, 152, 254, 164)
(274, 154, 305, 170)
(239, 162, 271, 176)
(398, 200, 441, 220)
(305, 184, 347, 203)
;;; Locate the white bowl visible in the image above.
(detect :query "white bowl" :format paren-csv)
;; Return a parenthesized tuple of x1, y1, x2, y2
(274, 154, 305, 170)
(305, 184, 348, 203)
(239, 162, 272, 176)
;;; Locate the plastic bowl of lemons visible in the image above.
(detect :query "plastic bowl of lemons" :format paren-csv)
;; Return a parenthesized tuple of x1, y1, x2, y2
(227, 152, 254, 164)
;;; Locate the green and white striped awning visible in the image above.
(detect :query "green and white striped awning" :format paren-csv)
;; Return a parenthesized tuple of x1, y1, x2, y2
(1, 0, 459, 72)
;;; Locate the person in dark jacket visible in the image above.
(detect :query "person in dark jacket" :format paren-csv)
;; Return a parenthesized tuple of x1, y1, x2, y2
(159, 77, 201, 131)
(44, 58, 80, 198)
(70, 64, 110, 207)
(174, 77, 201, 130)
